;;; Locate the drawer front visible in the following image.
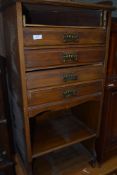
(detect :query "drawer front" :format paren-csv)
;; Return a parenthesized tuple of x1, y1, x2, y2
(28, 81, 103, 106)
(26, 65, 104, 90)
(25, 47, 105, 70)
(24, 27, 106, 46)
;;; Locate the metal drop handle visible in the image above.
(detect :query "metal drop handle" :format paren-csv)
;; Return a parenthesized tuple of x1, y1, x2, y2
(63, 89, 77, 98)
(64, 33, 79, 42)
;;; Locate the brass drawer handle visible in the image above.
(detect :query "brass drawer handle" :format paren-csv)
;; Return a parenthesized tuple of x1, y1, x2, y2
(64, 33, 79, 42)
(63, 89, 77, 98)
(63, 53, 78, 63)
(63, 73, 78, 82)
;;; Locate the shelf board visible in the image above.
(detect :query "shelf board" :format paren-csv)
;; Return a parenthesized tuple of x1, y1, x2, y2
(33, 143, 92, 175)
(31, 110, 96, 158)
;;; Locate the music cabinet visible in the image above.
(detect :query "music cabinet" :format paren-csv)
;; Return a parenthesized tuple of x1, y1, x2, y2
(0, 57, 14, 175)
(0, 1, 114, 174)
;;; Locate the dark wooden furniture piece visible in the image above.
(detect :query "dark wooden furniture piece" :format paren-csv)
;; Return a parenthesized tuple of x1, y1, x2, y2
(0, 56, 14, 175)
(1, 1, 113, 174)
(96, 20, 117, 162)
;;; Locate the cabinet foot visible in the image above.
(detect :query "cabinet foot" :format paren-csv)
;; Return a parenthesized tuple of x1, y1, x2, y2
(90, 158, 97, 168)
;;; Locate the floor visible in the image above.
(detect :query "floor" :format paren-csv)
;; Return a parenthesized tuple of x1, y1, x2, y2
(79, 156, 117, 175)
(15, 155, 117, 175)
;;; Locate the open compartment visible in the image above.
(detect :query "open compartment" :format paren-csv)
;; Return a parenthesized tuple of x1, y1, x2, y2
(30, 99, 101, 159)
(33, 142, 93, 175)
(22, 3, 104, 27)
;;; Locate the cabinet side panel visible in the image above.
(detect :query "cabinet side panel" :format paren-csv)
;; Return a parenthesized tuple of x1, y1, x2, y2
(96, 12, 112, 162)
(2, 3, 32, 167)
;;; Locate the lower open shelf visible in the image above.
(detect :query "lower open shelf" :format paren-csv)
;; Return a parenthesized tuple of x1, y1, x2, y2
(31, 110, 96, 158)
(33, 143, 92, 175)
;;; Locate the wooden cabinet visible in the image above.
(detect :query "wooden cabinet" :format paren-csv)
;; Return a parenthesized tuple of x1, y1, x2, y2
(97, 21, 117, 162)
(25, 47, 105, 70)
(0, 57, 14, 175)
(23, 27, 106, 46)
(1, 1, 113, 174)
(107, 22, 117, 77)
(106, 89, 117, 146)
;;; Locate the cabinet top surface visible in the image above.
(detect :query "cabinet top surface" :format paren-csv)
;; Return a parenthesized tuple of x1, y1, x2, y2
(1, 0, 115, 11)
(21, 0, 115, 10)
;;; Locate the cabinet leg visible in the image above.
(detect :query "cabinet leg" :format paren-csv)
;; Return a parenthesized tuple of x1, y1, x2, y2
(89, 144, 97, 168)
(90, 150, 97, 168)
(82, 138, 97, 168)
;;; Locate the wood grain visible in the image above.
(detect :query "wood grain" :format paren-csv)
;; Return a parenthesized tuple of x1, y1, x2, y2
(30, 110, 95, 158)
(96, 20, 117, 163)
(1, 1, 113, 174)
(33, 144, 92, 175)
(28, 81, 103, 107)
(2, 2, 32, 167)
(25, 47, 105, 70)
(26, 65, 104, 90)
(24, 27, 106, 47)
(22, 0, 115, 11)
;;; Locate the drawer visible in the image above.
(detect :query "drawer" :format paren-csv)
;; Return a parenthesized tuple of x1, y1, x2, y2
(28, 81, 103, 107)
(25, 47, 105, 70)
(26, 65, 104, 90)
(24, 27, 106, 46)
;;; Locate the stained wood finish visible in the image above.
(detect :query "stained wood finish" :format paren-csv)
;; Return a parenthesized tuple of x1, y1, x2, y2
(25, 47, 105, 70)
(28, 94, 102, 119)
(107, 23, 117, 78)
(2, 2, 32, 167)
(24, 27, 106, 46)
(26, 65, 104, 89)
(33, 144, 92, 175)
(28, 81, 103, 118)
(1, 0, 115, 12)
(1, 1, 113, 174)
(97, 84, 117, 162)
(30, 110, 96, 158)
(106, 89, 117, 147)
(28, 81, 103, 107)
(96, 21, 117, 162)
(22, 0, 115, 11)
(23, 4, 102, 27)
(15, 152, 117, 175)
